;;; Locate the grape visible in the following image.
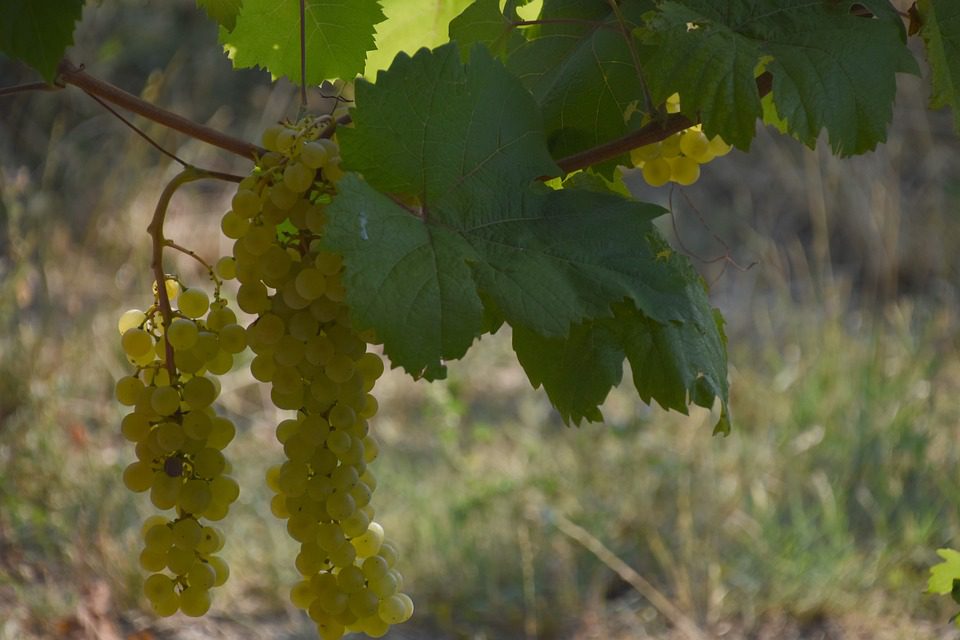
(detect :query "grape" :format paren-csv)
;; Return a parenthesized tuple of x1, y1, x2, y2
(123, 461, 154, 493)
(118, 309, 146, 334)
(150, 386, 181, 416)
(284, 161, 316, 193)
(630, 142, 661, 164)
(378, 594, 408, 624)
(668, 156, 701, 186)
(215, 256, 238, 280)
(679, 129, 710, 160)
(177, 288, 210, 318)
(179, 586, 212, 617)
(231, 189, 261, 218)
(121, 328, 154, 358)
(641, 158, 671, 187)
(183, 376, 216, 408)
(167, 317, 199, 350)
(115, 376, 145, 406)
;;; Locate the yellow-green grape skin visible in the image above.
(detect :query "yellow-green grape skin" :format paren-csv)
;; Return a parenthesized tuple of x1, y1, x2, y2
(115, 376, 145, 406)
(150, 386, 181, 416)
(378, 594, 411, 624)
(179, 586, 212, 617)
(300, 141, 330, 169)
(118, 309, 146, 334)
(122, 328, 154, 358)
(221, 211, 251, 239)
(231, 189, 261, 218)
(207, 555, 230, 586)
(183, 376, 216, 408)
(679, 130, 711, 161)
(668, 156, 701, 186)
(177, 288, 210, 319)
(660, 133, 682, 157)
(284, 162, 316, 193)
(123, 461, 154, 493)
(708, 135, 733, 156)
(641, 158, 671, 187)
(666, 92, 681, 114)
(167, 317, 199, 350)
(630, 142, 661, 165)
(215, 256, 237, 280)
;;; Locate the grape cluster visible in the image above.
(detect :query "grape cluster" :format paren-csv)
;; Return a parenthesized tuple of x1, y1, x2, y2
(630, 93, 733, 187)
(117, 279, 245, 616)
(218, 117, 413, 639)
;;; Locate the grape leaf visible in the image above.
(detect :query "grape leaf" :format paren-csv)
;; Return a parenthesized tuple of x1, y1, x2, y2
(0, 0, 84, 82)
(639, 0, 918, 155)
(326, 43, 729, 432)
(504, 0, 654, 177)
(514, 295, 729, 432)
(448, 0, 522, 60)
(929, 548, 960, 594)
(637, 2, 763, 150)
(197, 0, 242, 32)
(365, 0, 473, 75)
(918, 0, 960, 131)
(221, 0, 385, 83)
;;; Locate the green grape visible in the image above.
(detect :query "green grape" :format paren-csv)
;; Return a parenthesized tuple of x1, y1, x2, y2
(221, 210, 251, 239)
(150, 471, 181, 510)
(668, 156, 701, 186)
(342, 509, 371, 538)
(348, 588, 379, 617)
(642, 157, 672, 187)
(679, 129, 710, 160)
(207, 416, 236, 449)
(118, 309, 146, 334)
(708, 135, 733, 156)
(630, 142, 661, 164)
(121, 412, 151, 442)
(115, 376, 145, 406)
(660, 132, 682, 157)
(177, 288, 210, 319)
(139, 547, 167, 572)
(243, 224, 276, 255)
(183, 376, 216, 408)
(197, 526, 224, 554)
(123, 461, 154, 493)
(328, 541, 357, 568)
(379, 593, 413, 624)
(172, 517, 203, 549)
(275, 128, 297, 153)
(167, 317, 199, 350)
(284, 161, 316, 193)
(318, 522, 347, 551)
(143, 572, 175, 602)
(291, 580, 316, 609)
(122, 328, 154, 358)
(210, 475, 240, 505)
(187, 562, 217, 591)
(194, 447, 226, 477)
(179, 478, 213, 514)
(359, 614, 390, 638)
(337, 566, 365, 593)
(352, 523, 384, 558)
(231, 188, 261, 218)
(367, 571, 399, 599)
(179, 586, 212, 617)
(144, 521, 173, 551)
(215, 256, 238, 280)
(156, 421, 185, 451)
(207, 555, 230, 586)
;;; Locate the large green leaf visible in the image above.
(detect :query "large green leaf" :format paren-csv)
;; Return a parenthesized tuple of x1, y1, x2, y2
(448, 0, 523, 60)
(504, 0, 654, 176)
(197, 0, 242, 31)
(325, 44, 729, 428)
(221, 0, 385, 83)
(366, 0, 473, 75)
(514, 297, 729, 431)
(639, 0, 919, 154)
(0, 0, 84, 82)
(918, 0, 960, 131)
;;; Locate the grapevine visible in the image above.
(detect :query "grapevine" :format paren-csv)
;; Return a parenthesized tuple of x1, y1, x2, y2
(5, 0, 960, 635)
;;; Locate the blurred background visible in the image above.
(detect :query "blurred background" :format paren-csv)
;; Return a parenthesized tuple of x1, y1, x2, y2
(2, 1, 960, 639)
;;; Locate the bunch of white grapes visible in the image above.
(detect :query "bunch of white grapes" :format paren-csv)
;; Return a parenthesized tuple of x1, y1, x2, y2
(630, 93, 733, 187)
(116, 279, 246, 616)
(215, 116, 413, 639)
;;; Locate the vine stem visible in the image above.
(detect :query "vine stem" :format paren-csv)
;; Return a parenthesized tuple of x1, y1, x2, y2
(148, 167, 233, 376)
(56, 59, 264, 160)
